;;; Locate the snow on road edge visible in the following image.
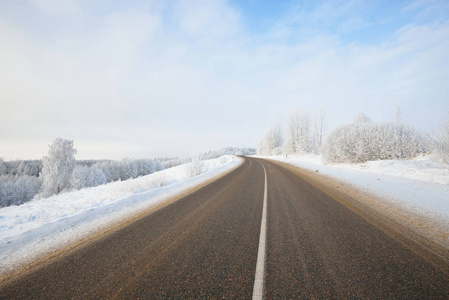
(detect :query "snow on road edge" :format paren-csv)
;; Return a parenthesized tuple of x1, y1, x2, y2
(0, 156, 243, 276)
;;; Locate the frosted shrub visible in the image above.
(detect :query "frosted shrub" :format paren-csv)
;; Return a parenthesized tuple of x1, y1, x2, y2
(151, 173, 168, 187)
(322, 122, 427, 164)
(219, 155, 229, 165)
(185, 159, 205, 178)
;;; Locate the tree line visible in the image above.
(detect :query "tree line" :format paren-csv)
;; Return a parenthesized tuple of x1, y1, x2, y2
(0, 142, 256, 208)
(258, 108, 326, 156)
(0, 139, 163, 207)
(258, 108, 448, 164)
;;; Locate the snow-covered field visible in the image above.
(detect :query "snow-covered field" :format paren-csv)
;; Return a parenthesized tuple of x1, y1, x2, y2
(260, 154, 449, 248)
(0, 155, 242, 276)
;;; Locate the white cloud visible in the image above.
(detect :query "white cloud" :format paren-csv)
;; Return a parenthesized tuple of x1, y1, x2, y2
(1, 0, 448, 159)
(29, 0, 81, 15)
(173, 0, 241, 38)
(402, 0, 449, 20)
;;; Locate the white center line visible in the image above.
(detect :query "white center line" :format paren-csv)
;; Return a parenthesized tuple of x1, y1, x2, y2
(252, 162, 268, 300)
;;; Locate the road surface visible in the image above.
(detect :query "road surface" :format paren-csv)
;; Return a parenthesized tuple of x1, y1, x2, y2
(1, 157, 449, 299)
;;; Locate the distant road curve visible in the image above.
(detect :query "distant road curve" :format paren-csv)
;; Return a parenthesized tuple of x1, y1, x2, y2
(1, 156, 449, 299)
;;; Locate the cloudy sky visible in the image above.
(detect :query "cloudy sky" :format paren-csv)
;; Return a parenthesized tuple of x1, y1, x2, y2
(1, 0, 448, 160)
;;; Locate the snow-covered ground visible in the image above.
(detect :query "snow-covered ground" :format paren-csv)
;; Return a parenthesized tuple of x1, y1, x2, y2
(260, 154, 449, 248)
(0, 155, 242, 276)
(264, 154, 449, 184)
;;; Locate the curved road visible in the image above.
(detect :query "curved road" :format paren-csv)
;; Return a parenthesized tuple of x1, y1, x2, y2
(1, 157, 449, 299)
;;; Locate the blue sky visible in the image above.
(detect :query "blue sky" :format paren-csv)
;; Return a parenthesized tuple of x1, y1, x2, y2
(1, 0, 448, 159)
(234, 0, 418, 42)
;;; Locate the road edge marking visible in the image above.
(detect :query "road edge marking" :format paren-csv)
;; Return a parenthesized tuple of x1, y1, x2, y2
(252, 162, 268, 300)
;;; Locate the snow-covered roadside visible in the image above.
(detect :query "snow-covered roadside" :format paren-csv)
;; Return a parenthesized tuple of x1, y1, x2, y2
(264, 154, 449, 185)
(258, 154, 449, 247)
(0, 155, 242, 276)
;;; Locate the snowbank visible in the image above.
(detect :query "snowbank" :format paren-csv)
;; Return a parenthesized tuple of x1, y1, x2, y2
(268, 154, 449, 185)
(0, 155, 242, 275)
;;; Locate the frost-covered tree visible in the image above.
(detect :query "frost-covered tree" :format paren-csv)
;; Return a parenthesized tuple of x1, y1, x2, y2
(0, 158, 6, 176)
(258, 123, 283, 155)
(284, 110, 313, 155)
(352, 112, 372, 124)
(311, 108, 326, 154)
(71, 161, 147, 190)
(322, 113, 428, 164)
(70, 165, 89, 190)
(433, 114, 449, 163)
(0, 160, 42, 177)
(196, 148, 256, 160)
(119, 158, 138, 180)
(0, 180, 16, 207)
(15, 176, 42, 204)
(97, 161, 121, 182)
(40, 138, 77, 197)
(85, 159, 162, 184)
(0, 175, 41, 207)
(395, 105, 403, 124)
(86, 166, 107, 187)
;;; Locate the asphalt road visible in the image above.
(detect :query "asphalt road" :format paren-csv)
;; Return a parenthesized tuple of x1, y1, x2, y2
(1, 157, 449, 299)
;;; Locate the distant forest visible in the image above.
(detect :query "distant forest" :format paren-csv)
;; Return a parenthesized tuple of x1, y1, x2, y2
(0, 147, 256, 208)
